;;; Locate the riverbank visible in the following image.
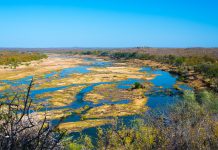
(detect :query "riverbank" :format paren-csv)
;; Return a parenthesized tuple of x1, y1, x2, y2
(69, 51, 217, 91)
(0, 54, 88, 80)
(126, 59, 207, 90)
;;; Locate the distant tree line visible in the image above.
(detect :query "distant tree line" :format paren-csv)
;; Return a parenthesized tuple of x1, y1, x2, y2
(68, 50, 218, 91)
(0, 51, 47, 68)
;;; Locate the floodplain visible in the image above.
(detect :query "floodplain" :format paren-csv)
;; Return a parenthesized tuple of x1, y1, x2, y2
(0, 53, 192, 132)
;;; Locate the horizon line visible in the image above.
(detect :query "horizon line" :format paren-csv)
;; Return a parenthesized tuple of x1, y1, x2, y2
(1, 46, 218, 49)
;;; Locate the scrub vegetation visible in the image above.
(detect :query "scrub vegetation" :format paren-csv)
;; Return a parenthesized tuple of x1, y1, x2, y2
(66, 90, 218, 150)
(35, 85, 86, 107)
(0, 51, 47, 68)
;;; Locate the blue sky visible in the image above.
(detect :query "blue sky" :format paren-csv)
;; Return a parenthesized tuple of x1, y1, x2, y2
(0, 0, 218, 48)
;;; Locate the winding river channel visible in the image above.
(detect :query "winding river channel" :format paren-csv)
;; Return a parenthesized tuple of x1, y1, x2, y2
(0, 55, 192, 136)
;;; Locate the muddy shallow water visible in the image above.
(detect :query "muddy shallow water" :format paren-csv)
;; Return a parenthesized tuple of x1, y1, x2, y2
(0, 55, 192, 133)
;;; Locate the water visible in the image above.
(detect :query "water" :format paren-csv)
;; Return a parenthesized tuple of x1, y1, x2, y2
(117, 78, 143, 89)
(44, 71, 57, 78)
(1, 75, 33, 86)
(68, 66, 192, 140)
(0, 57, 192, 136)
(59, 66, 90, 78)
(140, 67, 192, 109)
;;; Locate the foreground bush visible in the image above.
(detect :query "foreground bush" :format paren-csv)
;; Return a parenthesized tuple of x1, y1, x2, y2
(0, 80, 64, 150)
(69, 90, 218, 150)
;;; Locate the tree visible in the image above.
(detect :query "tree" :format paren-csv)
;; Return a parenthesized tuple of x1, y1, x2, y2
(0, 79, 65, 150)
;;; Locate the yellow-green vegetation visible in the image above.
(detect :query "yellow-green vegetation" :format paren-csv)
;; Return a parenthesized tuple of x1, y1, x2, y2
(85, 83, 150, 104)
(85, 93, 104, 103)
(31, 108, 72, 120)
(97, 122, 158, 150)
(83, 98, 148, 119)
(88, 66, 141, 74)
(85, 84, 121, 103)
(37, 66, 155, 89)
(36, 73, 136, 89)
(215, 122, 218, 137)
(58, 119, 114, 132)
(83, 89, 148, 119)
(0, 51, 47, 67)
(0, 84, 10, 91)
(0, 54, 85, 80)
(89, 66, 157, 80)
(35, 86, 86, 107)
(73, 105, 90, 114)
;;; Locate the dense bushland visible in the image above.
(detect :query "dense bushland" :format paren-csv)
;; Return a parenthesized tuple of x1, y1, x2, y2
(0, 51, 47, 68)
(108, 52, 217, 78)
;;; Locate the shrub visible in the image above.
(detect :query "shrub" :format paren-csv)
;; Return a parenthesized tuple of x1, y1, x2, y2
(0, 79, 64, 149)
(0, 51, 47, 67)
(131, 82, 144, 90)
